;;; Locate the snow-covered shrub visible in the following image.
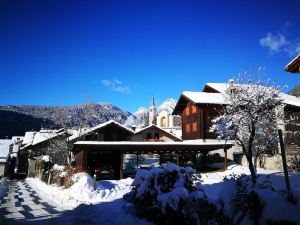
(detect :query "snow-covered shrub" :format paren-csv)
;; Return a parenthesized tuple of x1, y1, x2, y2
(124, 163, 229, 225)
(50, 165, 75, 188)
(289, 154, 300, 173)
(220, 174, 300, 225)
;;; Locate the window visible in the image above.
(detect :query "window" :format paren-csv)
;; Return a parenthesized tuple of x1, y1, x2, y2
(186, 124, 190, 133)
(154, 133, 159, 139)
(192, 105, 197, 113)
(186, 106, 190, 116)
(146, 133, 152, 139)
(192, 122, 197, 132)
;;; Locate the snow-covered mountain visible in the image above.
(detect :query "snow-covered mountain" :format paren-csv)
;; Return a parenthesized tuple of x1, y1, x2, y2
(157, 98, 177, 114)
(0, 103, 134, 138)
(133, 98, 178, 126)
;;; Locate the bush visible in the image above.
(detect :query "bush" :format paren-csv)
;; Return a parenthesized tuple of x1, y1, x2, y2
(222, 174, 277, 225)
(289, 154, 300, 172)
(124, 163, 230, 225)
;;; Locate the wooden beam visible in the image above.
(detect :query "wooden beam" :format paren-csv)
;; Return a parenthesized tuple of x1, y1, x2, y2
(176, 153, 180, 166)
(120, 153, 124, 179)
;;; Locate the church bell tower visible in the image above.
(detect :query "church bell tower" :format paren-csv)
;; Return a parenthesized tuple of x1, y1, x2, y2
(148, 96, 157, 126)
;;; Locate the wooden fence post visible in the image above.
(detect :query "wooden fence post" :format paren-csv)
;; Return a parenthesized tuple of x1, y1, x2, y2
(278, 129, 291, 191)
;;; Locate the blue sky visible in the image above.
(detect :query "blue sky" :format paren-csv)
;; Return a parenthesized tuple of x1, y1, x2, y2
(1, 0, 300, 113)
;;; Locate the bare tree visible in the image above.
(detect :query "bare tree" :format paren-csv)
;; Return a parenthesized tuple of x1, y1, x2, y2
(45, 100, 98, 166)
(211, 76, 285, 183)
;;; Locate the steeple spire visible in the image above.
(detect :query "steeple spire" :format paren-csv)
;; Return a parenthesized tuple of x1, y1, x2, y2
(149, 96, 157, 126)
(151, 96, 155, 107)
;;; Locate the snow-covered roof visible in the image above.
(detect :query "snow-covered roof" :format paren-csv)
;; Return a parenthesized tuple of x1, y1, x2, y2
(182, 139, 234, 145)
(285, 54, 300, 73)
(133, 124, 181, 141)
(69, 120, 134, 141)
(162, 128, 182, 139)
(204, 83, 229, 94)
(0, 139, 14, 146)
(182, 91, 228, 105)
(205, 82, 300, 107)
(281, 93, 300, 107)
(22, 132, 36, 146)
(0, 143, 11, 163)
(74, 140, 231, 147)
(32, 129, 65, 146)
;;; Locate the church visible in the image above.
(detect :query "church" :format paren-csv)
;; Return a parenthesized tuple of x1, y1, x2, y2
(148, 97, 181, 130)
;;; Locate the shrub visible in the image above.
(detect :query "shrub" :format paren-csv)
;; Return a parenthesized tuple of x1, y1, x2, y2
(289, 154, 300, 172)
(124, 163, 230, 225)
(222, 174, 276, 225)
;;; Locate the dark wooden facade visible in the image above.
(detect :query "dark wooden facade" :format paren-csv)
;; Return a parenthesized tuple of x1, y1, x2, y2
(173, 97, 224, 140)
(72, 122, 134, 142)
(73, 122, 134, 179)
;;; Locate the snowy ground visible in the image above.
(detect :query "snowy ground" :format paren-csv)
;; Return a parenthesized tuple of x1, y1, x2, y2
(201, 164, 300, 200)
(18, 165, 300, 224)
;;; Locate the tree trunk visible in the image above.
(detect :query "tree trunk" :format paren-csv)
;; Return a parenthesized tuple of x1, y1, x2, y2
(252, 155, 257, 174)
(248, 122, 257, 184)
(245, 151, 257, 184)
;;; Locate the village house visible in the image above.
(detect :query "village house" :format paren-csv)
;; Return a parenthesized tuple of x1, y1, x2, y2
(72, 92, 234, 179)
(20, 129, 68, 178)
(0, 137, 23, 178)
(172, 81, 300, 169)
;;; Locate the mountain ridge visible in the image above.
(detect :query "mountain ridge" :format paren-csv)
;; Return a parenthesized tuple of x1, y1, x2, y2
(0, 103, 134, 138)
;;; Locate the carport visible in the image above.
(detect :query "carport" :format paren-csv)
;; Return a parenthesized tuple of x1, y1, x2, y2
(73, 140, 233, 179)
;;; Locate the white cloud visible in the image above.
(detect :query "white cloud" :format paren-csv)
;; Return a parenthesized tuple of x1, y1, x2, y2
(101, 78, 131, 94)
(101, 80, 113, 87)
(113, 78, 122, 85)
(260, 32, 300, 56)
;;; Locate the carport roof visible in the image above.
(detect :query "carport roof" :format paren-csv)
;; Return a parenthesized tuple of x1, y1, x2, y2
(73, 140, 233, 153)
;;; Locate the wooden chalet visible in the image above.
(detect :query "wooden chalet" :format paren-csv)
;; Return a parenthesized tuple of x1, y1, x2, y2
(173, 91, 227, 140)
(69, 120, 134, 142)
(175, 82, 300, 156)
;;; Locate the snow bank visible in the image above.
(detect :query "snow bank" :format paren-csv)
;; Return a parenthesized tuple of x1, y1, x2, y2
(26, 173, 133, 210)
(203, 164, 300, 224)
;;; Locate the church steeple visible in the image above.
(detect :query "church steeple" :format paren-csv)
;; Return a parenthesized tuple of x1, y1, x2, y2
(150, 96, 155, 107)
(149, 96, 157, 126)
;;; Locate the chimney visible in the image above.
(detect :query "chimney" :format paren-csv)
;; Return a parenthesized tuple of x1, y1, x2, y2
(228, 79, 234, 95)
